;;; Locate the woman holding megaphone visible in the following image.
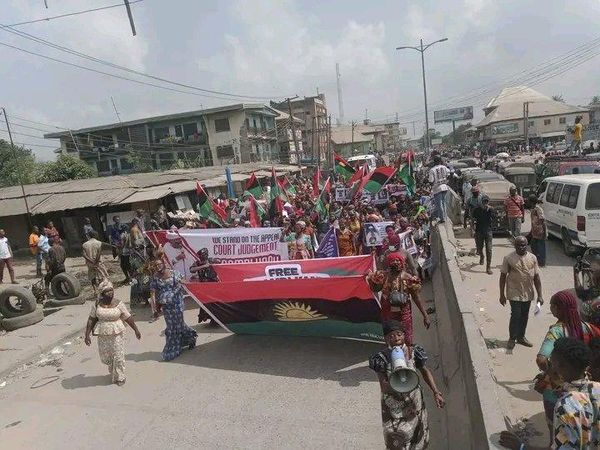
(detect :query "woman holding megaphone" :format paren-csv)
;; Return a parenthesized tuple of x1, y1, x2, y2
(370, 320, 445, 449)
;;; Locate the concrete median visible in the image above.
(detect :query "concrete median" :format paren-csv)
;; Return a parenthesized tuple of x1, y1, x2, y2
(431, 222, 505, 449)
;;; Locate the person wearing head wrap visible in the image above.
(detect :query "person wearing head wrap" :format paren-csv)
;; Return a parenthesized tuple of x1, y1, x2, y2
(366, 251, 430, 346)
(534, 289, 600, 435)
(369, 320, 445, 449)
(283, 220, 314, 259)
(84, 279, 141, 386)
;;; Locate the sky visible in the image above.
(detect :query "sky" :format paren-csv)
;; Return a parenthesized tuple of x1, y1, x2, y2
(2, 0, 600, 160)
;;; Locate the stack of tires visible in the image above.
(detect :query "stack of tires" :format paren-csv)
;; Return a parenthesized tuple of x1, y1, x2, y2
(0, 286, 44, 331)
(46, 273, 84, 308)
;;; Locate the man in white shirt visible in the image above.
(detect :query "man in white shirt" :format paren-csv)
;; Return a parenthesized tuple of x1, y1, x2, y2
(428, 155, 450, 223)
(0, 229, 17, 284)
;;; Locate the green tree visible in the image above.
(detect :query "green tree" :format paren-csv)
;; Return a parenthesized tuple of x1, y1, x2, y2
(552, 94, 565, 102)
(125, 149, 154, 173)
(442, 122, 472, 145)
(590, 95, 600, 105)
(36, 154, 96, 183)
(0, 139, 38, 187)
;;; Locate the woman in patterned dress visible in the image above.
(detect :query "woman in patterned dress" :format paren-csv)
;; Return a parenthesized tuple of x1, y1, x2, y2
(149, 258, 197, 361)
(284, 221, 314, 260)
(369, 320, 445, 449)
(84, 280, 141, 386)
(367, 252, 431, 346)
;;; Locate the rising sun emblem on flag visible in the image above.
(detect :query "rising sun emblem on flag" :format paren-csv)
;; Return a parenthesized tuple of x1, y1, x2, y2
(273, 302, 327, 321)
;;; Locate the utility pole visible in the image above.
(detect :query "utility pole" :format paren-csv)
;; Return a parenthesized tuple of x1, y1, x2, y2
(351, 121, 357, 154)
(311, 116, 316, 165)
(287, 98, 301, 170)
(452, 120, 456, 145)
(523, 101, 530, 151)
(327, 115, 332, 171)
(1, 107, 32, 227)
(336, 63, 344, 126)
(111, 96, 122, 123)
(316, 116, 321, 170)
(396, 37, 448, 154)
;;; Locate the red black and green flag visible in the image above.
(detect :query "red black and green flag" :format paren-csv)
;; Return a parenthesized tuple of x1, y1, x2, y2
(185, 275, 383, 342)
(245, 172, 263, 199)
(334, 153, 356, 180)
(359, 166, 396, 194)
(312, 166, 321, 197)
(269, 167, 284, 218)
(347, 161, 369, 186)
(248, 195, 267, 227)
(279, 175, 297, 197)
(195, 182, 226, 226)
(315, 177, 330, 220)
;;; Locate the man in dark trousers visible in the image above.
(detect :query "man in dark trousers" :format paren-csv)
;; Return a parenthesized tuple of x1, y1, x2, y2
(499, 236, 543, 350)
(45, 238, 66, 294)
(472, 195, 495, 275)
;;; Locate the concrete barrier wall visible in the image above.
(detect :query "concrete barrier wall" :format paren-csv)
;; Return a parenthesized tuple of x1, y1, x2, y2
(431, 223, 505, 449)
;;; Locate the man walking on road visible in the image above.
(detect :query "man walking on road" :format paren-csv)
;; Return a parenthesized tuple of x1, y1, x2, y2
(472, 195, 495, 275)
(528, 195, 547, 267)
(499, 236, 543, 350)
(428, 155, 450, 223)
(464, 185, 482, 230)
(504, 187, 524, 239)
(0, 229, 17, 284)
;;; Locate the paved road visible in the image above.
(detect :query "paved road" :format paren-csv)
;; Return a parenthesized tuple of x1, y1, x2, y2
(453, 217, 577, 447)
(0, 259, 447, 449)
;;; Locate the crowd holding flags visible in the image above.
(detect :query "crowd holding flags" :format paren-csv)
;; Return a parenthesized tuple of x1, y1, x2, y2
(194, 152, 417, 230)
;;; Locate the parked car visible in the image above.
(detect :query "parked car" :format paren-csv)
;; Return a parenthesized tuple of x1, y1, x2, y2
(537, 174, 600, 255)
(504, 166, 537, 197)
(348, 154, 377, 171)
(471, 171, 506, 183)
(539, 157, 600, 183)
(457, 158, 478, 168)
(478, 180, 517, 233)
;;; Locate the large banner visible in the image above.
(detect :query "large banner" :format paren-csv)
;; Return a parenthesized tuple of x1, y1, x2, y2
(146, 228, 288, 278)
(186, 275, 384, 342)
(213, 255, 375, 282)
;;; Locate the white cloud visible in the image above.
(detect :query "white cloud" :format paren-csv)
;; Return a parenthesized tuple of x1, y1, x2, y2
(198, 0, 390, 94)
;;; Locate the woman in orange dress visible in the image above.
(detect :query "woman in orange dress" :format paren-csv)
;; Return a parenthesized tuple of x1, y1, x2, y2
(337, 219, 356, 257)
(366, 252, 431, 345)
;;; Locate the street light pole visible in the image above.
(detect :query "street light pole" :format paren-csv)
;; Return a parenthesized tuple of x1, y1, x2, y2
(396, 37, 448, 154)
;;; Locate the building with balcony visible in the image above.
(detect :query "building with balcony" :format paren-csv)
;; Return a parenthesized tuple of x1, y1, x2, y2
(45, 103, 281, 176)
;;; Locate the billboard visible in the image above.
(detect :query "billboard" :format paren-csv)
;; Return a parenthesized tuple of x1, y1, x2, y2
(434, 106, 474, 123)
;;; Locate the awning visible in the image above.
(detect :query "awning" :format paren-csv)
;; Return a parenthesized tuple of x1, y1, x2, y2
(541, 131, 566, 138)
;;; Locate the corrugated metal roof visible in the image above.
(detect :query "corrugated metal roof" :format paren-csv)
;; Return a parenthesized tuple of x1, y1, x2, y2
(0, 163, 303, 218)
(32, 188, 135, 214)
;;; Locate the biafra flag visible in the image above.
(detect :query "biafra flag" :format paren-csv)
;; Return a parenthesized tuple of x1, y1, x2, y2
(245, 172, 263, 198)
(279, 175, 297, 197)
(196, 182, 225, 226)
(360, 166, 396, 194)
(334, 153, 356, 180)
(269, 167, 284, 217)
(186, 276, 383, 342)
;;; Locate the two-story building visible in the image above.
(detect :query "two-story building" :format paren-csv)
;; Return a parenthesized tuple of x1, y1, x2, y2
(45, 103, 283, 176)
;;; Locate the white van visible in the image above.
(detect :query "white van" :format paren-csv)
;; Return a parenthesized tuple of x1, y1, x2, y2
(537, 174, 600, 255)
(347, 154, 377, 171)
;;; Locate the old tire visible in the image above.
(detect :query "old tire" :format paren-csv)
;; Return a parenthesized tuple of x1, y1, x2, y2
(561, 229, 578, 257)
(45, 296, 86, 308)
(50, 273, 81, 300)
(1, 308, 43, 331)
(0, 286, 37, 318)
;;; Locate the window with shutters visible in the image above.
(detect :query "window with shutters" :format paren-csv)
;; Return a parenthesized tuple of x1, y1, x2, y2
(214, 118, 230, 133)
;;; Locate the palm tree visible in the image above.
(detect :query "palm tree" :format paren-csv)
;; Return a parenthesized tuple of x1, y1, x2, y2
(552, 94, 565, 103)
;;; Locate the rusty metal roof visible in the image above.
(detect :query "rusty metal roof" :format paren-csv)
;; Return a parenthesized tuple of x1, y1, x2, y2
(0, 163, 303, 218)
